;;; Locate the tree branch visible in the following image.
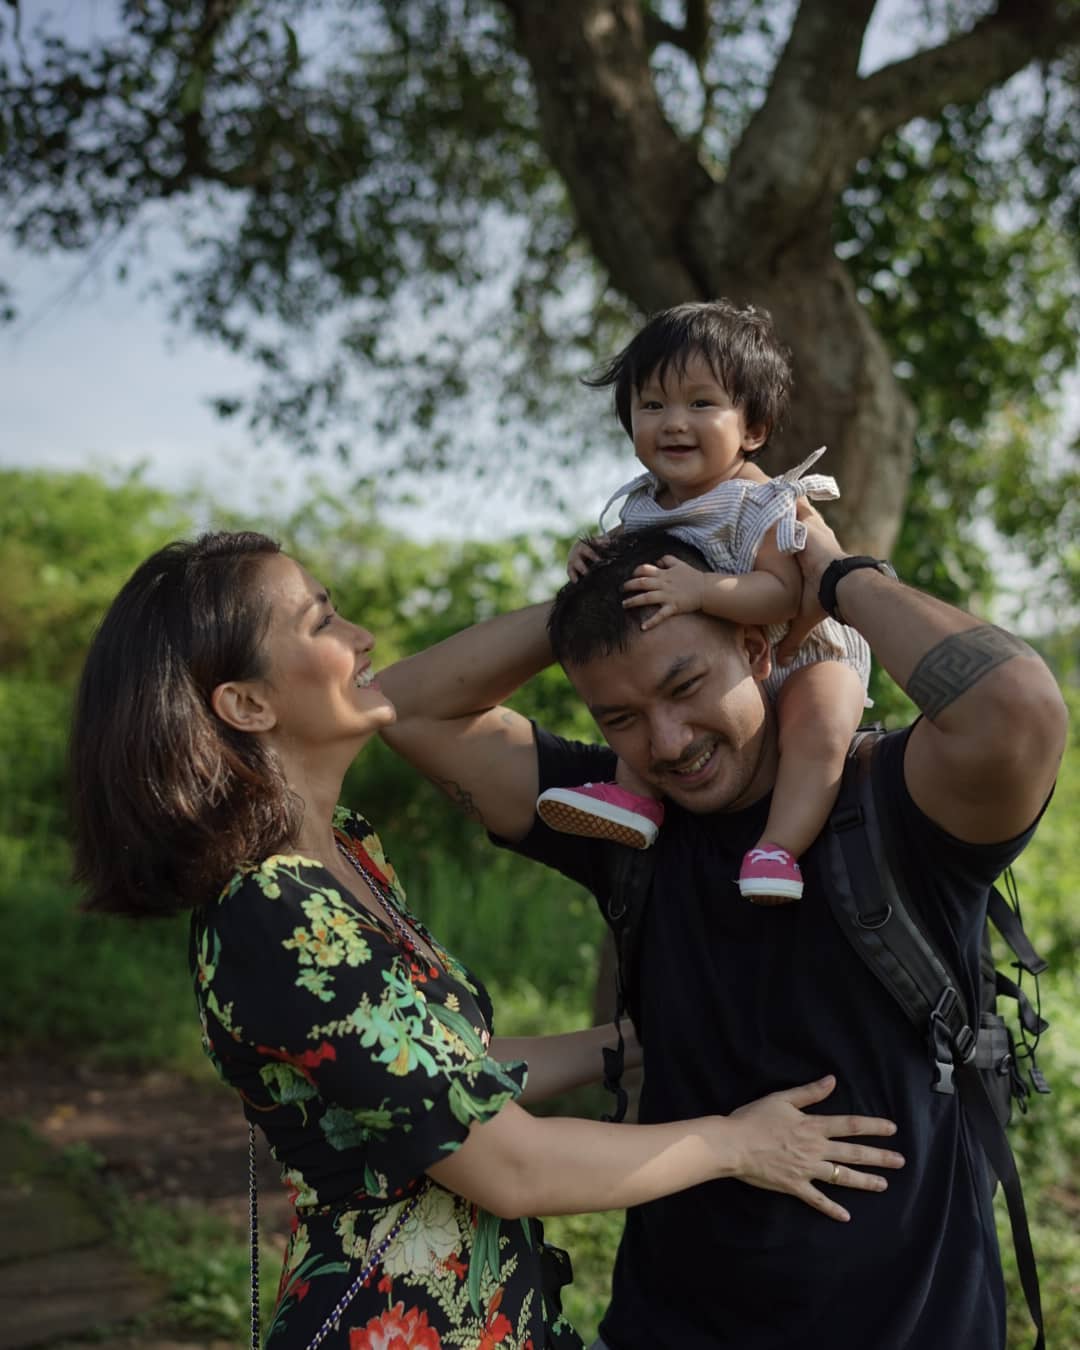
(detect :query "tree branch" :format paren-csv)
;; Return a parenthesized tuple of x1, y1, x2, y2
(853, 0, 1080, 157)
(501, 0, 710, 308)
(693, 0, 875, 264)
(171, 0, 247, 192)
(643, 0, 710, 65)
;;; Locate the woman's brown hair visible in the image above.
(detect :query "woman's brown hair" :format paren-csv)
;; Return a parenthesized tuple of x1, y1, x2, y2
(70, 530, 303, 917)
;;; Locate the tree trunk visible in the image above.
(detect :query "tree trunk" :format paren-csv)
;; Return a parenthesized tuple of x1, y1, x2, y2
(699, 251, 917, 557)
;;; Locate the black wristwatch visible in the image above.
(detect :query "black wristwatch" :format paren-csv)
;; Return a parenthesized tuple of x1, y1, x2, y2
(818, 555, 898, 625)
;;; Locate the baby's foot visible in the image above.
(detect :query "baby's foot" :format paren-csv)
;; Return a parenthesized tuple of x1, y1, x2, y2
(738, 842, 803, 904)
(537, 783, 664, 849)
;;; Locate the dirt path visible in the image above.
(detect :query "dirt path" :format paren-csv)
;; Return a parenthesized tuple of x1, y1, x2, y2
(0, 1053, 293, 1238)
(0, 1053, 296, 1349)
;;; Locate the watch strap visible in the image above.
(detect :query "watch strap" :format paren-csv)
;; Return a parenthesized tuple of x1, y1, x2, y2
(819, 555, 896, 624)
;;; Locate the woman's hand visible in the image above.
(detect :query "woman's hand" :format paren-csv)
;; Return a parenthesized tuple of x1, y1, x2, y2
(725, 1075, 904, 1222)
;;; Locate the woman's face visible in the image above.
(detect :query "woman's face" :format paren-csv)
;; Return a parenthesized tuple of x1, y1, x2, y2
(254, 553, 396, 753)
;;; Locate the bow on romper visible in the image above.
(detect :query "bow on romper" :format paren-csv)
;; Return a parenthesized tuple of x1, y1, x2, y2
(600, 447, 872, 700)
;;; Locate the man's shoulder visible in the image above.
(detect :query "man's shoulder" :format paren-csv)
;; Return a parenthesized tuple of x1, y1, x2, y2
(862, 721, 1033, 889)
(533, 724, 618, 787)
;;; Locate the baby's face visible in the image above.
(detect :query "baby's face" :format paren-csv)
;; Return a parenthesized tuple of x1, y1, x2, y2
(630, 352, 766, 504)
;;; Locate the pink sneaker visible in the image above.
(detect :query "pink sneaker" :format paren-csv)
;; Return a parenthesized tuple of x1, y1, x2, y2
(537, 782, 664, 849)
(738, 842, 803, 904)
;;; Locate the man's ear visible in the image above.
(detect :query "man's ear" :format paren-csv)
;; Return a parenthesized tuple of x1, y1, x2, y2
(211, 681, 277, 734)
(742, 625, 773, 685)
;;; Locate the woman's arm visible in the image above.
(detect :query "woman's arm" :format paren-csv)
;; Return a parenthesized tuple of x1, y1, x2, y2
(489, 1023, 640, 1107)
(427, 1074, 904, 1223)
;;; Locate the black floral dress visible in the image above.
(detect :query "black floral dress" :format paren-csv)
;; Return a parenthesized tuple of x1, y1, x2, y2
(190, 808, 582, 1350)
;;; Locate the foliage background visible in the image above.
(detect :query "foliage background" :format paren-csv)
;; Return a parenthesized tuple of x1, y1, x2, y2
(1, 465, 1076, 1347)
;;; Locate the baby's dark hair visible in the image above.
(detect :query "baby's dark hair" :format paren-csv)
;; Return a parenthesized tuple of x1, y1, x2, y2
(585, 299, 793, 449)
(549, 528, 719, 669)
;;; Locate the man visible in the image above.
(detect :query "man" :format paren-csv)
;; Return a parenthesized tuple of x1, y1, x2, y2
(380, 514, 1066, 1349)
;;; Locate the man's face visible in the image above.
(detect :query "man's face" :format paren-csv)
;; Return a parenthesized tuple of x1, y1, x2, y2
(565, 613, 777, 813)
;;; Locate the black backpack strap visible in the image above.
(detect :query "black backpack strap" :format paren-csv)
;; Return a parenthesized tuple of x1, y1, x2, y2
(955, 1059, 1045, 1348)
(824, 735, 976, 1094)
(987, 884, 1049, 975)
(598, 841, 656, 1122)
(823, 731, 1044, 1350)
(995, 971, 1050, 1038)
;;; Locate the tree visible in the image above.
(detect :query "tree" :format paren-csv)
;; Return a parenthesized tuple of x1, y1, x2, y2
(1, 0, 1078, 575)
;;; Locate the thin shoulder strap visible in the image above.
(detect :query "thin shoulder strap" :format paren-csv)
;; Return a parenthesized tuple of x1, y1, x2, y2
(249, 1124, 261, 1350)
(247, 1121, 428, 1350)
(598, 471, 654, 533)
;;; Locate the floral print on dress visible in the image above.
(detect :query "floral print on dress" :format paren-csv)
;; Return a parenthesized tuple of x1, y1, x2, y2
(189, 809, 581, 1349)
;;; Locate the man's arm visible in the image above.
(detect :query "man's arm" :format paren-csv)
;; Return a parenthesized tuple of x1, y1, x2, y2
(376, 602, 554, 842)
(789, 519, 1068, 843)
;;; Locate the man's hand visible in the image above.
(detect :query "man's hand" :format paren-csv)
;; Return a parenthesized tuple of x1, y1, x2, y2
(774, 511, 847, 664)
(622, 556, 706, 631)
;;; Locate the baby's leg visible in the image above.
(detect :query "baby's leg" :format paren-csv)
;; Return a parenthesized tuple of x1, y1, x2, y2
(537, 758, 664, 849)
(739, 660, 866, 904)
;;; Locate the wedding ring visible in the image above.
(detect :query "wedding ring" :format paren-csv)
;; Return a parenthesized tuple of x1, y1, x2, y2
(830, 1162, 840, 1184)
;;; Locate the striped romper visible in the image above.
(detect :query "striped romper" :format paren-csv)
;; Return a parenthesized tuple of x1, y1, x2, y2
(600, 447, 872, 702)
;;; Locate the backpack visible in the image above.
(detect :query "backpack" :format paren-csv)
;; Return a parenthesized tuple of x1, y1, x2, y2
(596, 726, 1051, 1350)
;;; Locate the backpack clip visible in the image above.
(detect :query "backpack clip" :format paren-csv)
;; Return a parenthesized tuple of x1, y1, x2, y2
(929, 987, 976, 1095)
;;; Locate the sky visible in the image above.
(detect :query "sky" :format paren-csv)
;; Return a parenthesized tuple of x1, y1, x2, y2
(1, 2, 1077, 573)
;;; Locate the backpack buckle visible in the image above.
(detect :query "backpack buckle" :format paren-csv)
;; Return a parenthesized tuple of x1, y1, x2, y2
(928, 987, 975, 1094)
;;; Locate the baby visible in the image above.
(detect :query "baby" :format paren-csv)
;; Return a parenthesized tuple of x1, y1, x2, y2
(537, 300, 872, 903)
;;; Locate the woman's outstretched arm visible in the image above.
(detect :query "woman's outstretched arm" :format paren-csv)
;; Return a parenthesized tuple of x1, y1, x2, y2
(427, 1075, 903, 1224)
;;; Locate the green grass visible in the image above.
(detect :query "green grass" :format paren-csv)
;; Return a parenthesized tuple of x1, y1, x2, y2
(0, 865, 206, 1071)
(114, 1191, 269, 1340)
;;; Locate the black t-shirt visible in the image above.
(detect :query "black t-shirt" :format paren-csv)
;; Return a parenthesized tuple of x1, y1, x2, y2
(495, 725, 1036, 1350)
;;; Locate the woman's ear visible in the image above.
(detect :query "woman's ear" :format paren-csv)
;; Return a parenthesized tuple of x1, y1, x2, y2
(211, 681, 277, 734)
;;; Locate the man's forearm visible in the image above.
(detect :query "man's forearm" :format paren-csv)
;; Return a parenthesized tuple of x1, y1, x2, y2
(489, 1024, 641, 1107)
(376, 602, 553, 841)
(829, 570, 1040, 731)
(378, 601, 553, 723)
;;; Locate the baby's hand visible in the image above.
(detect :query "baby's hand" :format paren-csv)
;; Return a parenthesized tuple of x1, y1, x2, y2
(567, 535, 605, 581)
(622, 556, 705, 631)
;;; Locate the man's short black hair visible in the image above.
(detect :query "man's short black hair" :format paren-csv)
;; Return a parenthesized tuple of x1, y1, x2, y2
(549, 529, 719, 668)
(584, 299, 793, 447)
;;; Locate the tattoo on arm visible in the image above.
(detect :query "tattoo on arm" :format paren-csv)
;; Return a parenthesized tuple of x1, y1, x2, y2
(907, 625, 1031, 720)
(434, 776, 483, 823)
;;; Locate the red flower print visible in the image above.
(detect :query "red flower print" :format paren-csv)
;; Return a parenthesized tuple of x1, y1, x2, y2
(294, 1280, 310, 1303)
(255, 1040, 337, 1086)
(348, 1302, 442, 1350)
(477, 1313, 512, 1348)
(377, 1274, 392, 1294)
(444, 1252, 467, 1281)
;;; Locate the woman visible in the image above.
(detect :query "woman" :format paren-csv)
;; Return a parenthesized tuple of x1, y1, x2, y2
(70, 531, 904, 1350)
